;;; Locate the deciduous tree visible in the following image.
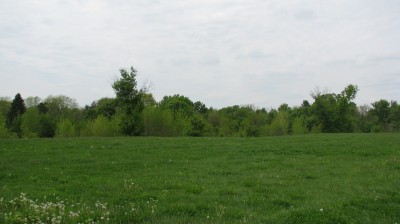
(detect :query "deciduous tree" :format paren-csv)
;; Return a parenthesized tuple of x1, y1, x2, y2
(159, 95, 194, 120)
(112, 66, 145, 135)
(310, 84, 358, 133)
(370, 99, 390, 131)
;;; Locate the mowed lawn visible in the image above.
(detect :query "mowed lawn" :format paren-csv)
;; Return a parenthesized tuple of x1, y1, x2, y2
(0, 134, 399, 223)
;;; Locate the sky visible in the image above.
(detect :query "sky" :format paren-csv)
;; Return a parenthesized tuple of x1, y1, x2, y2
(1, 0, 399, 109)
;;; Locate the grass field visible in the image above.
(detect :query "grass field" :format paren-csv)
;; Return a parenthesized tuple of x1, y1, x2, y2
(0, 134, 399, 223)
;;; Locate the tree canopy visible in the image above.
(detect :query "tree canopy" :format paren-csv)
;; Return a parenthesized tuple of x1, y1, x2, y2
(1, 68, 399, 139)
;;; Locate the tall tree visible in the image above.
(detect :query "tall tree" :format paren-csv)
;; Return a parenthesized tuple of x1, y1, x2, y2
(357, 104, 374, 132)
(85, 97, 117, 120)
(194, 101, 208, 114)
(112, 66, 145, 135)
(159, 95, 194, 120)
(44, 95, 79, 119)
(142, 93, 157, 108)
(25, 96, 42, 108)
(336, 84, 359, 132)
(311, 84, 358, 133)
(370, 99, 391, 131)
(6, 93, 26, 137)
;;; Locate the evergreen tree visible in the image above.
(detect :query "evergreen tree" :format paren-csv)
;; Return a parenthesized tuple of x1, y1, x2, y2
(6, 93, 26, 137)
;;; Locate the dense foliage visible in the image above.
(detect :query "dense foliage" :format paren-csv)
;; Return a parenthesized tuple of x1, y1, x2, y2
(112, 67, 145, 136)
(0, 68, 399, 138)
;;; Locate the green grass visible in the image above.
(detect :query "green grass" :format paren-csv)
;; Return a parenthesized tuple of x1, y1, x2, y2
(0, 134, 399, 223)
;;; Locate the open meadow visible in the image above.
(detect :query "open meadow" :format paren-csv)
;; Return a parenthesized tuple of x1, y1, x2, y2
(0, 134, 399, 223)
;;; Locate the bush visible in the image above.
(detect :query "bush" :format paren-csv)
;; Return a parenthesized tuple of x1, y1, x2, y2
(292, 118, 308, 135)
(310, 124, 322, 134)
(188, 114, 209, 137)
(92, 115, 119, 137)
(81, 115, 120, 137)
(114, 110, 144, 136)
(0, 114, 16, 139)
(143, 107, 179, 136)
(80, 120, 94, 137)
(269, 111, 289, 136)
(56, 119, 76, 137)
(38, 115, 56, 138)
(21, 108, 40, 138)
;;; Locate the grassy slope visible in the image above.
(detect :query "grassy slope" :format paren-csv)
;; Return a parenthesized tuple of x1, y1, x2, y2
(0, 134, 399, 223)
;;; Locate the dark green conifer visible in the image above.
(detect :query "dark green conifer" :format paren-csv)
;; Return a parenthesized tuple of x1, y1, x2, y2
(6, 93, 26, 137)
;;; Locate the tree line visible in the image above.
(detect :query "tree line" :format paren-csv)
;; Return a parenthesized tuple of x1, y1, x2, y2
(1, 67, 399, 138)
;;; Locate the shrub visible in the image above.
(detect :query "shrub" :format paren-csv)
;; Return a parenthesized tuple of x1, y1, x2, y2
(92, 115, 118, 137)
(0, 113, 16, 139)
(56, 119, 76, 137)
(269, 111, 289, 136)
(38, 115, 56, 138)
(292, 118, 308, 135)
(81, 115, 120, 137)
(21, 108, 41, 138)
(143, 107, 178, 136)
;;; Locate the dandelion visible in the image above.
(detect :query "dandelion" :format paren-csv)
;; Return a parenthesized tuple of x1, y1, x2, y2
(320, 208, 323, 212)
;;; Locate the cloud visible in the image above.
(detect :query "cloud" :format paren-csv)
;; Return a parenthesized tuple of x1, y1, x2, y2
(1, 0, 399, 108)
(294, 9, 316, 21)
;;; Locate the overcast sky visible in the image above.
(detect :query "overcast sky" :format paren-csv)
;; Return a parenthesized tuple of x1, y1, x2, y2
(1, 0, 399, 109)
